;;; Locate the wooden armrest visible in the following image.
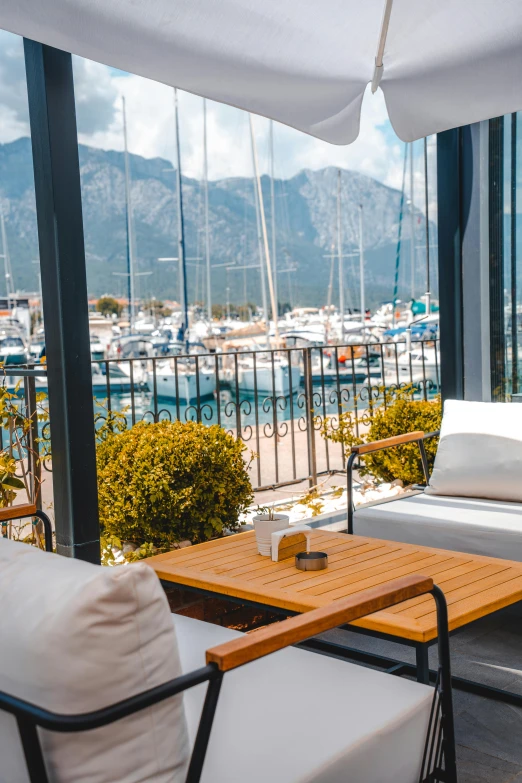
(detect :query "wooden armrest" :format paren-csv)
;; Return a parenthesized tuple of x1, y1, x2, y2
(0, 504, 37, 523)
(351, 430, 425, 455)
(206, 574, 433, 672)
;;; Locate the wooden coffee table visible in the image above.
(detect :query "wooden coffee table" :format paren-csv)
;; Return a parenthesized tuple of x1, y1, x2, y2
(146, 529, 522, 704)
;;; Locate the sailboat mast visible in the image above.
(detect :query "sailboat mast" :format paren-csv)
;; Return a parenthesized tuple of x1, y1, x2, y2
(409, 142, 415, 301)
(251, 135, 269, 337)
(203, 99, 212, 322)
(359, 203, 365, 330)
(0, 211, 14, 307)
(327, 249, 335, 312)
(337, 170, 345, 342)
(392, 144, 408, 325)
(270, 120, 278, 319)
(174, 88, 189, 343)
(423, 136, 431, 316)
(122, 96, 136, 331)
(249, 115, 279, 340)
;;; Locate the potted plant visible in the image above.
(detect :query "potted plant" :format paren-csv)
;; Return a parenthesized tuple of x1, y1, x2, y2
(252, 505, 289, 556)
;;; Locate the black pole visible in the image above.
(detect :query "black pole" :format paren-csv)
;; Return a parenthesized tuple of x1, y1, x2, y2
(511, 112, 518, 394)
(437, 129, 464, 400)
(489, 117, 505, 401)
(23, 41, 100, 563)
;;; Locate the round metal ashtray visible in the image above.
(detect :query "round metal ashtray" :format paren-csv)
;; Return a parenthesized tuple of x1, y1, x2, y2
(295, 551, 328, 571)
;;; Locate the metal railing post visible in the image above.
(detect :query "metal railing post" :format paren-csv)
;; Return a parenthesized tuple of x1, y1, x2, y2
(303, 348, 317, 487)
(26, 375, 41, 511)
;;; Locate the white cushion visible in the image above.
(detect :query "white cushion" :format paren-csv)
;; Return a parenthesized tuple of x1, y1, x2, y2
(426, 399, 522, 502)
(0, 538, 189, 783)
(354, 492, 522, 560)
(173, 613, 434, 783)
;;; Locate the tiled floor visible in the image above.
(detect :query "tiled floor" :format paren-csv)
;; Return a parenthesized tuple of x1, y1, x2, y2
(325, 602, 522, 782)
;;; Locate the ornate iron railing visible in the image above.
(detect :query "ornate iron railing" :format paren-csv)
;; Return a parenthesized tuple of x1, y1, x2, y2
(2, 338, 439, 493)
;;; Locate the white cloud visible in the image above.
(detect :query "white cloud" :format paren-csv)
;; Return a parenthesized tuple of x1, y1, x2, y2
(0, 30, 420, 191)
(76, 73, 407, 187)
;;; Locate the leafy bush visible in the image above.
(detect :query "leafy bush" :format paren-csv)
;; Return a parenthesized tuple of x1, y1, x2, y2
(323, 388, 442, 485)
(97, 419, 253, 548)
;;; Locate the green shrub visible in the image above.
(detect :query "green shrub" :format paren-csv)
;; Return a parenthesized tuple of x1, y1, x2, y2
(323, 389, 442, 485)
(97, 420, 253, 548)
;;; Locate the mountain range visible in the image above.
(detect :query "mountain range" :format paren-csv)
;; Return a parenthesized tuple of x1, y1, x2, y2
(0, 137, 437, 310)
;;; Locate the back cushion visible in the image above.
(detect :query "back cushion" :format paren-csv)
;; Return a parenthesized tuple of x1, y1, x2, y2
(426, 399, 522, 502)
(0, 538, 189, 783)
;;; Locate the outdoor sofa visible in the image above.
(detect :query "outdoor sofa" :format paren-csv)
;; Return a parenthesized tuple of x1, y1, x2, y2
(0, 535, 456, 783)
(348, 399, 522, 560)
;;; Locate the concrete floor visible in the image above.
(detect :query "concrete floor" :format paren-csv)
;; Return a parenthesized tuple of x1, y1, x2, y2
(323, 602, 522, 782)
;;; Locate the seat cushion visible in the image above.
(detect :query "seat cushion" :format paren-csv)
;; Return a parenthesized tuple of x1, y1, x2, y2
(355, 492, 522, 559)
(0, 538, 189, 783)
(426, 399, 522, 502)
(173, 613, 433, 783)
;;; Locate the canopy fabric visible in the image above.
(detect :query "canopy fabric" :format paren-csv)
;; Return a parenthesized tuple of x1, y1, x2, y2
(4, 0, 522, 144)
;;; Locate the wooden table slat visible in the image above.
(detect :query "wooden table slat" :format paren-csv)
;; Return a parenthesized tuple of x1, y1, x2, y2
(395, 564, 513, 617)
(220, 541, 388, 580)
(245, 542, 396, 586)
(296, 552, 460, 597)
(259, 545, 408, 589)
(299, 554, 451, 601)
(146, 530, 522, 643)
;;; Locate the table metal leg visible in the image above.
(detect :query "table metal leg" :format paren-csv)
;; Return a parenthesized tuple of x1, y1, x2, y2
(416, 644, 430, 684)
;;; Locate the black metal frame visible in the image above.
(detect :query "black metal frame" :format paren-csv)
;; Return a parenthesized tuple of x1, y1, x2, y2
(346, 430, 439, 535)
(437, 128, 464, 402)
(489, 117, 506, 401)
(23, 40, 100, 563)
(0, 663, 223, 783)
(1, 508, 53, 553)
(345, 428, 522, 713)
(0, 577, 456, 783)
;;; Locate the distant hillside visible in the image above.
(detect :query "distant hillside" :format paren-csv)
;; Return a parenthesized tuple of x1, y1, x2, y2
(0, 137, 437, 309)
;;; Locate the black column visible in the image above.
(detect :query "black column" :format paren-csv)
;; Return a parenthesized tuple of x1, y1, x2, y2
(511, 114, 518, 395)
(23, 41, 100, 563)
(437, 129, 464, 401)
(489, 117, 505, 401)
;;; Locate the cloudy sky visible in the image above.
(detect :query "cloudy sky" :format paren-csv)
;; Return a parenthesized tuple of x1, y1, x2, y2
(0, 29, 432, 191)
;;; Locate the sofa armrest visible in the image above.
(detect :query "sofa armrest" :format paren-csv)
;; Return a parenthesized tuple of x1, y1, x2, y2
(0, 503, 37, 522)
(0, 504, 53, 552)
(206, 574, 432, 672)
(346, 429, 440, 534)
(351, 430, 425, 455)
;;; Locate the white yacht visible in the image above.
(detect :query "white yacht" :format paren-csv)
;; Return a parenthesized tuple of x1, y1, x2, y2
(150, 359, 215, 402)
(378, 346, 441, 387)
(91, 362, 138, 394)
(225, 353, 301, 396)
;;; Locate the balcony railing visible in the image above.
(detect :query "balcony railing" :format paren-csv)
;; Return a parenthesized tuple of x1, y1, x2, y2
(2, 338, 439, 496)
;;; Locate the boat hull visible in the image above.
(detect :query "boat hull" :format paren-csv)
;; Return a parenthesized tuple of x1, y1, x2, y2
(154, 369, 215, 402)
(237, 363, 301, 396)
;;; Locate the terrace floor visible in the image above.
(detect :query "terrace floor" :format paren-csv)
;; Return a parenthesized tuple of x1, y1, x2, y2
(323, 601, 522, 782)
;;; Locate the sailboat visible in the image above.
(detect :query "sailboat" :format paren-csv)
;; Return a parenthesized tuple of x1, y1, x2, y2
(149, 90, 215, 402)
(154, 356, 215, 401)
(221, 347, 301, 396)
(227, 120, 299, 396)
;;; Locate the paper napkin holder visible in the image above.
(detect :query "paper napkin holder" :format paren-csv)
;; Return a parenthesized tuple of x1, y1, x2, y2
(271, 525, 312, 562)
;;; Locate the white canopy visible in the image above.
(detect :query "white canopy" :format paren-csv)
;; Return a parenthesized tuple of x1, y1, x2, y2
(4, 0, 522, 144)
